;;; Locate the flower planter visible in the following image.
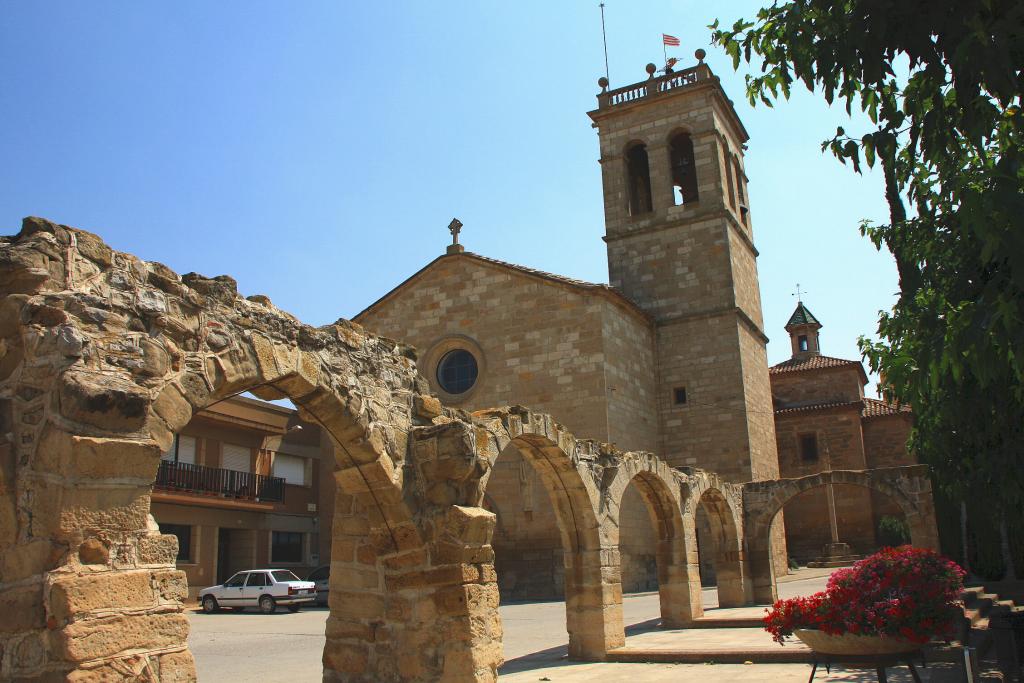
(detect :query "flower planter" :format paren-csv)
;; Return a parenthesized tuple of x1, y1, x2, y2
(794, 629, 920, 656)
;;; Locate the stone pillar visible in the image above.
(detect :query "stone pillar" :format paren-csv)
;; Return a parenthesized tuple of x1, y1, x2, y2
(716, 544, 747, 608)
(656, 518, 703, 625)
(326, 465, 503, 683)
(1, 421, 195, 681)
(564, 547, 624, 659)
(747, 535, 777, 605)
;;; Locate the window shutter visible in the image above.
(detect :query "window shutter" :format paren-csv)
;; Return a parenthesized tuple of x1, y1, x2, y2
(273, 454, 306, 486)
(160, 435, 196, 464)
(221, 444, 251, 473)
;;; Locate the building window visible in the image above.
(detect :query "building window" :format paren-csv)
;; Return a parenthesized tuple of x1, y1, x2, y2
(798, 335, 809, 352)
(221, 443, 252, 473)
(673, 387, 687, 405)
(437, 349, 478, 395)
(625, 143, 653, 216)
(158, 523, 192, 563)
(273, 453, 308, 486)
(724, 149, 737, 209)
(669, 133, 699, 205)
(271, 531, 304, 563)
(160, 435, 196, 464)
(733, 156, 748, 221)
(799, 433, 819, 462)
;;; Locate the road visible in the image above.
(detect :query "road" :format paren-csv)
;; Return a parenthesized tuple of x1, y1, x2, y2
(187, 571, 959, 681)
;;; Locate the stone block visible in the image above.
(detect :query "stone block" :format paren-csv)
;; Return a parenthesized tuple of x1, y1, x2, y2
(0, 583, 44, 633)
(137, 534, 178, 566)
(153, 384, 193, 434)
(322, 640, 368, 674)
(34, 428, 160, 482)
(54, 612, 189, 663)
(58, 371, 149, 432)
(157, 650, 197, 682)
(49, 571, 156, 623)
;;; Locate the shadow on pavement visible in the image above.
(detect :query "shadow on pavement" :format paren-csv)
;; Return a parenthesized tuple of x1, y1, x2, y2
(498, 644, 571, 675)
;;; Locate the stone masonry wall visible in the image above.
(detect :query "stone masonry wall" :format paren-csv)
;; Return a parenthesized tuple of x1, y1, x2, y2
(356, 256, 613, 444)
(771, 367, 865, 406)
(599, 302, 658, 453)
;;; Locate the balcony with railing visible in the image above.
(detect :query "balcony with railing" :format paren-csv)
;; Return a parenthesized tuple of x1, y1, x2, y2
(594, 51, 714, 111)
(155, 460, 286, 504)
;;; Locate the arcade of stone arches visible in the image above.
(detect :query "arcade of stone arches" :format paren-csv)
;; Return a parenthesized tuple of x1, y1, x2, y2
(0, 218, 939, 682)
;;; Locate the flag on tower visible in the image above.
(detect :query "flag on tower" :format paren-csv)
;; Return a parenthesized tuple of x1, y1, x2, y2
(662, 33, 680, 46)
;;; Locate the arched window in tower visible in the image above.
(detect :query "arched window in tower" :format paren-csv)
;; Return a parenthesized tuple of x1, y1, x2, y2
(724, 151, 737, 209)
(625, 143, 653, 216)
(733, 156, 748, 223)
(669, 133, 699, 205)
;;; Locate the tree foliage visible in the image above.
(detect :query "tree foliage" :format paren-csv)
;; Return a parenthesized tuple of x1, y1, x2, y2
(710, 2, 1024, 507)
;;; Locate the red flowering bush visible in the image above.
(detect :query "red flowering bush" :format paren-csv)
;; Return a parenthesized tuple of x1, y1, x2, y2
(764, 546, 965, 645)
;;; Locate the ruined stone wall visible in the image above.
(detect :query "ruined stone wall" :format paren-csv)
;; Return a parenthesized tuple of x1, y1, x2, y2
(1, 217, 940, 682)
(0, 217, 503, 682)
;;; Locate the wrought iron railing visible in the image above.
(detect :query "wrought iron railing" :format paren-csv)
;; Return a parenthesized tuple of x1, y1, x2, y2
(155, 460, 285, 503)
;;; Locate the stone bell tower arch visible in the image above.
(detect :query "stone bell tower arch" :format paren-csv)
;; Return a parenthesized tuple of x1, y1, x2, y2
(587, 52, 779, 486)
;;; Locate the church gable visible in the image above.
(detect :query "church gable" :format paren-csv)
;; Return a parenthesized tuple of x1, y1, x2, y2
(354, 252, 641, 445)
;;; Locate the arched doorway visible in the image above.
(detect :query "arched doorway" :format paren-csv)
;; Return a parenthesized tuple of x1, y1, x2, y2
(604, 457, 701, 627)
(695, 488, 746, 608)
(744, 468, 939, 604)
(480, 433, 623, 659)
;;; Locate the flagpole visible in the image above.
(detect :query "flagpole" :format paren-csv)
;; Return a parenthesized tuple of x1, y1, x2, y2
(599, 3, 610, 84)
(662, 36, 668, 69)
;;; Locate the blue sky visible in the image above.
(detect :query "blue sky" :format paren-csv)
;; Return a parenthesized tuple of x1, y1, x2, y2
(0, 2, 896, 381)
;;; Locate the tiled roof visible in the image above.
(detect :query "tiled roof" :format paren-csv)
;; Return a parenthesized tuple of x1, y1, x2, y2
(769, 355, 861, 374)
(862, 397, 912, 418)
(354, 251, 651, 323)
(774, 400, 861, 415)
(786, 301, 821, 327)
(773, 397, 912, 418)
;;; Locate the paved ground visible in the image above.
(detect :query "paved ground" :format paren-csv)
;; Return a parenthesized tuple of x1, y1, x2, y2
(186, 568, 969, 681)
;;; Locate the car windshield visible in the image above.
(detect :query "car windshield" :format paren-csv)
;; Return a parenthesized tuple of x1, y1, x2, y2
(271, 570, 301, 583)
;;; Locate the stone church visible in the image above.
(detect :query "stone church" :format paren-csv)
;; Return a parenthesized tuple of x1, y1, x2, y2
(353, 56, 914, 597)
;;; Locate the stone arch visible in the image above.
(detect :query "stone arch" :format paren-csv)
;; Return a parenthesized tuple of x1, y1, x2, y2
(690, 480, 747, 608)
(471, 407, 623, 659)
(624, 140, 654, 216)
(742, 466, 939, 604)
(603, 454, 702, 626)
(666, 129, 699, 205)
(0, 218, 503, 682)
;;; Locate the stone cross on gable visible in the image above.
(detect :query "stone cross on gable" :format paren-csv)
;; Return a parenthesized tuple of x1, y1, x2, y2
(448, 218, 463, 245)
(446, 218, 465, 254)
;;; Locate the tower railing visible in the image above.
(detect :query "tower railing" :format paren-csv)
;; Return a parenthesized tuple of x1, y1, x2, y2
(597, 63, 713, 110)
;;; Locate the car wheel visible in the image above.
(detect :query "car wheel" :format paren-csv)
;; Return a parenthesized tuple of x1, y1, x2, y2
(202, 595, 219, 614)
(259, 595, 276, 614)
(287, 604, 300, 613)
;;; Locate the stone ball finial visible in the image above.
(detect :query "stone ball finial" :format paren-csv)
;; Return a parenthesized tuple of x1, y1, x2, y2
(645, 63, 657, 77)
(598, 76, 609, 90)
(695, 48, 707, 63)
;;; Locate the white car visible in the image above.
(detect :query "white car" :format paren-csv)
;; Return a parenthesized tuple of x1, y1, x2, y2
(200, 569, 316, 614)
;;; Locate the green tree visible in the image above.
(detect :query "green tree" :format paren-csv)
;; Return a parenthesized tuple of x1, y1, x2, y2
(709, 2, 1023, 541)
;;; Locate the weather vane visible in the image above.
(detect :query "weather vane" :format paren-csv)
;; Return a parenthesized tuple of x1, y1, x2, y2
(793, 283, 806, 302)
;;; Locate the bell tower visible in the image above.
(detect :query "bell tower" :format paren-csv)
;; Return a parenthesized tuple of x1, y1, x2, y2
(588, 52, 778, 483)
